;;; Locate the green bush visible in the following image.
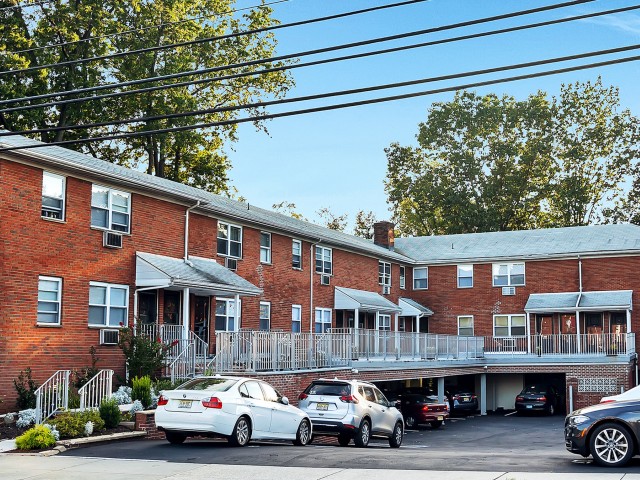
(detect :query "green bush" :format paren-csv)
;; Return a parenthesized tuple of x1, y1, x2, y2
(15, 425, 56, 450)
(132, 376, 152, 409)
(118, 326, 173, 380)
(13, 368, 38, 409)
(50, 410, 105, 439)
(99, 397, 122, 428)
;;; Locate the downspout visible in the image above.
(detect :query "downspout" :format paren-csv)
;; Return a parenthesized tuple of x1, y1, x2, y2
(310, 242, 314, 333)
(184, 201, 201, 262)
(575, 256, 583, 352)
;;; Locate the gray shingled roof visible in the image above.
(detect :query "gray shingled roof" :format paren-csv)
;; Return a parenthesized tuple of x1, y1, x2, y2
(0, 133, 412, 264)
(334, 286, 402, 313)
(395, 224, 640, 264)
(525, 290, 633, 312)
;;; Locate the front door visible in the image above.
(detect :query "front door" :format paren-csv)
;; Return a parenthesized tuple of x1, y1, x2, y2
(163, 291, 181, 325)
(194, 296, 209, 343)
(138, 292, 157, 325)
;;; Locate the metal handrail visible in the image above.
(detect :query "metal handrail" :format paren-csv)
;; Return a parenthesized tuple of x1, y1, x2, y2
(78, 369, 114, 411)
(168, 341, 196, 384)
(35, 370, 70, 424)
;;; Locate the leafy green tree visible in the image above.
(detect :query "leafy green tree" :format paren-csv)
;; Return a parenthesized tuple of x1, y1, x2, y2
(273, 201, 307, 220)
(316, 207, 347, 232)
(354, 210, 377, 239)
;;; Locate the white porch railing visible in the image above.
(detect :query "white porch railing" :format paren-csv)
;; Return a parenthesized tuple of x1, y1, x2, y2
(35, 370, 70, 424)
(79, 369, 114, 411)
(485, 333, 633, 356)
(167, 342, 196, 384)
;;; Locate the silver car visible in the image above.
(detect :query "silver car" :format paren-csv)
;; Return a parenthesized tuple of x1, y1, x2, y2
(297, 378, 403, 448)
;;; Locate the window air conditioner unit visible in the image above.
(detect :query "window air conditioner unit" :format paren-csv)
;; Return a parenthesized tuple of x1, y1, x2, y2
(225, 257, 238, 271)
(382, 285, 391, 295)
(502, 286, 516, 296)
(320, 274, 330, 286)
(100, 329, 119, 345)
(103, 231, 123, 249)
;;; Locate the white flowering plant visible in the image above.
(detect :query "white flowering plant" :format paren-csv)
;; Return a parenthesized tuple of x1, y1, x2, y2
(112, 386, 132, 405)
(16, 409, 36, 428)
(84, 421, 94, 437)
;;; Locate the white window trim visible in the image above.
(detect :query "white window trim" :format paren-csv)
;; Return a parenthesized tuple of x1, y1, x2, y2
(260, 232, 272, 264)
(378, 314, 391, 331)
(215, 297, 241, 332)
(90, 184, 131, 233)
(292, 239, 302, 270)
(37, 276, 62, 325)
(314, 307, 332, 333)
(493, 314, 527, 337)
(413, 267, 428, 290)
(457, 264, 474, 289)
(492, 262, 525, 287)
(399, 266, 406, 290)
(315, 246, 333, 275)
(88, 281, 129, 328)
(260, 301, 271, 331)
(457, 315, 474, 336)
(292, 304, 302, 332)
(217, 221, 243, 258)
(378, 261, 391, 287)
(41, 172, 66, 221)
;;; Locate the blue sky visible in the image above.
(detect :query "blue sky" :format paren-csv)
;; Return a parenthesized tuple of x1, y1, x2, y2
(229, 0, 640, 230)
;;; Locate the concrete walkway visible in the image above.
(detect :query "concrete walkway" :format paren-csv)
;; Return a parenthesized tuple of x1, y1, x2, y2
(2, 454, 640, 480)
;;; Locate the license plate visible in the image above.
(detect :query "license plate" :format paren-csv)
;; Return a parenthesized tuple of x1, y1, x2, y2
(526, 404, 533, 409)
(178, 400, 192, 409)
(462, 397, 469, 402)
(437, 416, 443, 421)
(316, 403, 329, 411)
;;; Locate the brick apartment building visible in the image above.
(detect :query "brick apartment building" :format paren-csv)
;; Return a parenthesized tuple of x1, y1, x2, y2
(1, 132, 638, 413)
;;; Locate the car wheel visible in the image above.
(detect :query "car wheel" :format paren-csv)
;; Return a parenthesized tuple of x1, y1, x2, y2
(293, 419, 311, 446)
(338, 434, 350, 447)
(354, 419, 371, 448)
(228, 416, 251, 447)
(165, 431, 186, 445)
(404, 415, 416, 429)
(590, 422, 634, 467)
(547, 404, 555, 416)
(430, 420, 443, 429)
(389, 422, 403, 448)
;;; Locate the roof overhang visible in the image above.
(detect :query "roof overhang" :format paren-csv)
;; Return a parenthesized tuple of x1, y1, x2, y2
(399, 297, 434, 317)
(525, 290, 633, 314)
(334, 286, 401, 314)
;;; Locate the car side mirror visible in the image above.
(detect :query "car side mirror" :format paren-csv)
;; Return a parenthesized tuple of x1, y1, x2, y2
(395, 400, 401, 409)
(281, 396, 289, 405)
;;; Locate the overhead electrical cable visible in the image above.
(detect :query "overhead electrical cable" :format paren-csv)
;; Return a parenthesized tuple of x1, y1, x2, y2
(1, 51, 639, 152)
(1, 3, 635, 116)
(0, 0, 52, 12)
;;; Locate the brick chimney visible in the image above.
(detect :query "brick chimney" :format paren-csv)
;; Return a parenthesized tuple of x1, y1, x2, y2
(373, 221, 395, 249)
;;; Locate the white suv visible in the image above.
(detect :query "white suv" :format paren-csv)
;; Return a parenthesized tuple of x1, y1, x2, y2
(297, 379, 403, 448)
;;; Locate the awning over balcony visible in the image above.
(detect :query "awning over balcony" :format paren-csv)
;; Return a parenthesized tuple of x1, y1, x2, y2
(525, 290, 633, 313)
(334, 286, 402, 314)
(136, 252, 262, 297)
(399, 297, 434, 317)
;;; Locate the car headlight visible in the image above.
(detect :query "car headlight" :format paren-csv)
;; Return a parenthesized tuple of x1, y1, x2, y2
(569, 414, 590, 425)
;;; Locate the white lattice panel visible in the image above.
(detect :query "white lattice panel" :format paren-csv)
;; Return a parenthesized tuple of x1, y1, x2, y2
(578, 377, 617, 393)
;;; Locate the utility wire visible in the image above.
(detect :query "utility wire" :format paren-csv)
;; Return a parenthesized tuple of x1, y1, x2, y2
(1, 3, 635, 116)
(0, 0, 596, 106)
(1, 52, 638, 152)
(0, 0, 51, 12)
(0, 0, 433, 76)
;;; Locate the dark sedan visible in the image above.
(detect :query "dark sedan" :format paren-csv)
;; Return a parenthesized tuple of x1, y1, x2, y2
(515, 384, 559, 415)
(398, 393, 449, 429)
(451, 391, 478, 414)
(565, 399, 640, 467)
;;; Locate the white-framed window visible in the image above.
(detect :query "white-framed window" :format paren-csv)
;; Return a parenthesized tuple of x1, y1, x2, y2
(314, 307, 332, 333)
(399, 266, 406, 289)
(413, 267, 428, 289)
(492, 263, 525, 287)
(215, 298, 240, 332)
(88, 282, 129, 327)
(493, 314, 526, 337)
(260, 232, 271, 264)
(217, 222, 242, 258)
(378, 261, 391, 287)
(292, 239, 302, 269)
(38, 276, 62, 325)
(398, 317, 406, 332)
(91, 184, 131, 233)
(42, 172, 65, 220)
(315, 246, 332, 275)
(292, 304, 302, 333)
(378, 314, 391, 331)
(259, 301, 271, 331)
(458, 265, 474, 288)
(458, 315, 474, 336)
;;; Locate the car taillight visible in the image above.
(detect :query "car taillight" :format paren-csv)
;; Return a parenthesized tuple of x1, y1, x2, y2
(471, 395, 477, 399)
(600, 399, 615, 403)
(202, 397, 223, 409)
(422, 405, 430, 411)
(157, 395, 169, 406)
(516, 396, 524, 402)
(539, 396, 547, 402)
(340, 395, 359, 404)
(453, 395, 459, 400)
(298, 393, 308, 400)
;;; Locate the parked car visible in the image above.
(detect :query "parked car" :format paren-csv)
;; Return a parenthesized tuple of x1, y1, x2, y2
(297, 378, 404, 448)
(565, 399, 640, 467)
(398, 393, 449, 429)
(155, 376, 312, 447)
(601, 385, 640, 403)
(515, 384, 560, 415)
(450, 391, 479, 414)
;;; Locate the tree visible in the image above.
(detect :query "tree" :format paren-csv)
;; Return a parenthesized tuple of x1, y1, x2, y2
(354, 210, 377, 239)
(0, 0, 293, 195)
(272, 201, 307, 220)
(385, 79, 639, 236)
(316, 207, 347, 232)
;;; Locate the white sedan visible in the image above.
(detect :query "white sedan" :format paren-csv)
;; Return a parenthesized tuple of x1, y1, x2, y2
(155, 375, 312, 446)
(601, 384, 640, 403)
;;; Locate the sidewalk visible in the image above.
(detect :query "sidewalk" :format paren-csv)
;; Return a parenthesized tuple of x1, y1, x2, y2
(2, 454, 640, 480)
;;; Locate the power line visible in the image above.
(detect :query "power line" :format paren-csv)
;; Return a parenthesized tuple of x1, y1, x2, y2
(0, 0, 51, 12)
(1, 3, 635, 116)
(0, 0, 432, 76)
(2, 52, 639, 152)
(0, 0, 596, 107)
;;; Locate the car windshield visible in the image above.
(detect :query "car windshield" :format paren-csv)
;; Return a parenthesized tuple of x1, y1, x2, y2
(178, 378, 238, 392)
(522, 385, 546, 394)
(306, 382, 351, 396)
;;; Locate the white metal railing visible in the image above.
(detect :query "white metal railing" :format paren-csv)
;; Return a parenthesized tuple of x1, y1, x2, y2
(484, 336, 528, 354)
(35, 370, 70, 424)
(78, 369, 114, 411)
(485, 333, 633, 356)
(167, 341, 196, 384)
(138, 323, 209, 376)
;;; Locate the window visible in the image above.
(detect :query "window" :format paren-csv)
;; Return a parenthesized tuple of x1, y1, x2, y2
(259, 302, 271, 331)
(292, 239, 302, 269)
(413, 267, 428, 289)
(458, 316, 474, 336)
(457, 265, 473, 288)
(315, 307, 332, 333)
(399, 266, 406, 289)
(378, 261, 391, 287)
(315, 246, 332, 275)
(260, 382, 280, 402)
(398, 317, 406, 332)
(38, 276, 62, 324)
(244, 381, 264, 400)
(378, 314, 391, 331)
(260, 232, 271, 264)
(492, 263, 525, 287)
(292, 304, 302, 333)
(91, 185, 131, 232)
(42, 172, 65, 220)
(217, 222, 242, 258)
(493, 314, 526, 337)
(88, 282, 128, 327)
(215, 298, 240, 332)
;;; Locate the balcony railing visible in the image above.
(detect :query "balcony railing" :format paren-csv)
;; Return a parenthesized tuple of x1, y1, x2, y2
(484, 333, 634, 356)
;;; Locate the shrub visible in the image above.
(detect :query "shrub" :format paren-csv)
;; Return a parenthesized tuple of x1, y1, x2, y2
(129, 400, 144, 415)
(15, 425, 56, 450)
(84, 421, 94, 436)
(118, 326, 173, 380)
(132, 376, 152, 409)
(13, 368, 38, 409)
(112, 386, 132, 405)
(43, 423, 60, 441)
(50, 410, 105, 439)
(99, 397, 122, 428)
(16, 409, 37, 428)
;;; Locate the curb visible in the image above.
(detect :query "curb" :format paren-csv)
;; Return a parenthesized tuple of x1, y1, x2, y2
(41, 431, 147, 456)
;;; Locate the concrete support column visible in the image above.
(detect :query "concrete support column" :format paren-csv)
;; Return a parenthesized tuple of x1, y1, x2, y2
(480, 372, 487, 416)
(526, 312, 531, 354)
(437, 377, 445, 404)
(627, 309, 632, 334)
(182, 288, 190, 340)
(576, 311, 581, 353)
(234, 294, 241, 331)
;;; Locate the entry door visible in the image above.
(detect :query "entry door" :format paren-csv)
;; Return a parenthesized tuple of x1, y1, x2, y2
(138, 292, 157, 325)
(535, 315, 553, 335)
(194, 296, 209, 342)
(163, 291, 181, 325)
